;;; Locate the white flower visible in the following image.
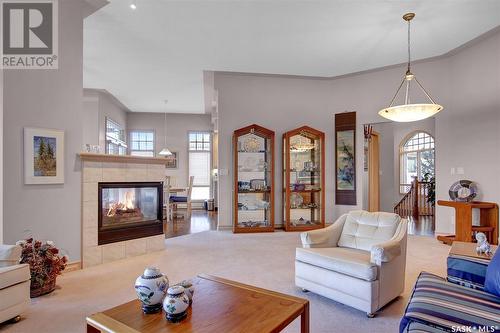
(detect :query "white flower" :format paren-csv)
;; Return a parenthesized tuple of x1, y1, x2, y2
(16, 240, 26, 246)
(46, 241, 55, 246)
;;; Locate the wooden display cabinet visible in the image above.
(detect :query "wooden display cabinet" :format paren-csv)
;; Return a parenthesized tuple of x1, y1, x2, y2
(283, 126, 325, 231)
(233, 124, 275, 233)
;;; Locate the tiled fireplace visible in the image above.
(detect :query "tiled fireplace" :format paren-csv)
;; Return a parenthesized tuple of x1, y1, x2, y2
(81, 154, 167, 268)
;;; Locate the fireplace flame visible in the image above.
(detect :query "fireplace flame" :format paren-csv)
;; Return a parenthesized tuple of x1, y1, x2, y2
(124, 191, 135, 210)
(106, 191, 136, 217)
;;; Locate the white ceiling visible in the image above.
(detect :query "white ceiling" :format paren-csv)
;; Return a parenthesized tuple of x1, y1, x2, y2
(83, 0, 500, 114)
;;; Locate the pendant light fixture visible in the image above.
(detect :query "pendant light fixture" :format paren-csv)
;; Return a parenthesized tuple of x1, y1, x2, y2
(378, 13, 443, 122)
(158, 100, 172, 156)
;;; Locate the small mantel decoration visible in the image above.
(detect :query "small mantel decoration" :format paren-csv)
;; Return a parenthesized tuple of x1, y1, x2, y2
(17, 238, 68, 298)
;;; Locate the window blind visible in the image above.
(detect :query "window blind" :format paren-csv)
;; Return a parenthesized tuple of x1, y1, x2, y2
(189, 151, 210, 186)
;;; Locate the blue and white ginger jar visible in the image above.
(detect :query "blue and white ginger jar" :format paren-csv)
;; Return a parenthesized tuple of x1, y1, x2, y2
(134, 267, 169, 314)
(163, 285, 189, 322)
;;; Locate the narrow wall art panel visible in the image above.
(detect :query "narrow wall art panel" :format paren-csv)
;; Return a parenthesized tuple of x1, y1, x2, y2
(335, 112, 356, 205)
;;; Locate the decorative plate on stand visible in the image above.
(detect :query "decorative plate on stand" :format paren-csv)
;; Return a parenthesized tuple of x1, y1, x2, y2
(243, 137, 261, 152)
(449, 180, 478, 202)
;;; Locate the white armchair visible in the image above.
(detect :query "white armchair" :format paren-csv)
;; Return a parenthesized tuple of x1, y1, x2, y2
(295, 210, 408, 317)
(0, 245, 30, 324)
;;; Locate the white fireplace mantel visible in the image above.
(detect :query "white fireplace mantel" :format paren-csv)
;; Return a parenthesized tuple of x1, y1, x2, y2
(79, 152, 171, 165)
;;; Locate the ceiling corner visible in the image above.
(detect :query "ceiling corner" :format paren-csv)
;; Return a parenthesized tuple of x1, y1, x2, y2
(83, 0, 109, 19)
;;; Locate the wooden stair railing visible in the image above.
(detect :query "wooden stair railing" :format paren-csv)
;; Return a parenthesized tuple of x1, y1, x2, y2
(394, 178, 435, 219)
(394, 182, 415, 219)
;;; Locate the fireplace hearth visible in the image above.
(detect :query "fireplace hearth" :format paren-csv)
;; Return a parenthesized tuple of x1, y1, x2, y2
(98, 182, 163, 245)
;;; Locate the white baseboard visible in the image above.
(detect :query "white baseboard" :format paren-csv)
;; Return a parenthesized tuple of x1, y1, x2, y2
(217, 225, 232, 231)
(65, 261, 81, 272)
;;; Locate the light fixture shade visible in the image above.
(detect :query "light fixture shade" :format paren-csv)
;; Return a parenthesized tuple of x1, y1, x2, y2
(379, 13, 444, 122)
(379, 103, 443, 122)
(158, 148, 172, 156)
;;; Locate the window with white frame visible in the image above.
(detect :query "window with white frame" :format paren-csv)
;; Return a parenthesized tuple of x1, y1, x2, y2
(400, 131, 435, 193)
(188, 132, 211, 200)
(129, 130, 155, 157)
(106, 118, 127, 155)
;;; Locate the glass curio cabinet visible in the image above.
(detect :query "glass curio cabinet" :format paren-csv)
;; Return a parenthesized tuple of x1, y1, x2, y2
(233, 124, 275, 233)
(283, 126, 325, 231)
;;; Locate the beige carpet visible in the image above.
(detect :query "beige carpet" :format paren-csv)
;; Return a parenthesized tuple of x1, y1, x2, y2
(0, 231, 449, 333)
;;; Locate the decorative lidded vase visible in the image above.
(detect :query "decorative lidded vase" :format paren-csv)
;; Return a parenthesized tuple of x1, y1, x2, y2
(174, 280, 195, 304)
(134, 267, 169, 314)
(163, 285, 190, 322)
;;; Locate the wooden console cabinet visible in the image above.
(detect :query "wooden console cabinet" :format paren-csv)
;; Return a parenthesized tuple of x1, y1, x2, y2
(437, 200, 498, 245)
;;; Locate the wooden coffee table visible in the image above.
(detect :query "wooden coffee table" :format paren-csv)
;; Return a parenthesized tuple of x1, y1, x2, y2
(86, 274, 309, 333)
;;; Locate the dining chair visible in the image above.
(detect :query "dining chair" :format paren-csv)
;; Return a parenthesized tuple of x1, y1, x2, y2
(163, 176, 174, 222)
(170, 176, 194, 221)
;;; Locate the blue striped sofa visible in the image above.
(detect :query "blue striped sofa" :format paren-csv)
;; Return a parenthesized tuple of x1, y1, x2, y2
(400, 272, 500, 332)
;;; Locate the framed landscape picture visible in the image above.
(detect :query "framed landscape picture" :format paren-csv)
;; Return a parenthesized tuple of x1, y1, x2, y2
(165, 151, 178, 169)
(24, 127, 65, 184)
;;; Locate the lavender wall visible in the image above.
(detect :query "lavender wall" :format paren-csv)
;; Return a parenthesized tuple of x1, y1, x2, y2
(3, 0, 85, 259)
(435, 29, 500, 234)
(98, 92, 128, 152)
(82, 89, 129, 153)
(215, 28, 500, 234)
(0, 68, 3, 243)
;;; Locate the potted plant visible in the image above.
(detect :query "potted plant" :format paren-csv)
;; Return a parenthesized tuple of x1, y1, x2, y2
(17, 238, 68, 298)
(422, 172, 436, 206)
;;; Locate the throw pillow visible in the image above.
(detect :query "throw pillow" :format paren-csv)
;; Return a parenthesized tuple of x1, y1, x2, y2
(484, 247, 500, 297)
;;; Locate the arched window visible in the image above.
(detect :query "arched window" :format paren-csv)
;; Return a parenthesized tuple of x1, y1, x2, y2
(400, 131, 435, 193)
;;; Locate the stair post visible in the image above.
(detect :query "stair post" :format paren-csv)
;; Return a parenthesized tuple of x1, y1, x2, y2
(412, 177, 419, 219)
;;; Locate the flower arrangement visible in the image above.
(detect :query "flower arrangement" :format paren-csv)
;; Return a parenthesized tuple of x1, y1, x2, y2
(16, 238, 68, 297)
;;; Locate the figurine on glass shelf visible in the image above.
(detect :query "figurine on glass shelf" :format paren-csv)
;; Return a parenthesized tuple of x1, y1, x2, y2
(250, 179, 266, 191)
(238, 181, 251, 191)
(251, 221, 262, 227)
(475, 232, 492, 255)
(293, 217, 311, 226)
(292, 183, 306, 191)
(303, 161, 318, 172)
